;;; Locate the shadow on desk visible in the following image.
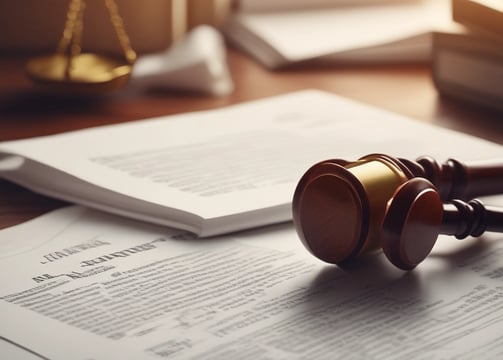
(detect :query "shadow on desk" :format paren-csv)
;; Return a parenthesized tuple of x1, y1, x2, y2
(0, 179, 68, 230)
(0, 90, 107, 117)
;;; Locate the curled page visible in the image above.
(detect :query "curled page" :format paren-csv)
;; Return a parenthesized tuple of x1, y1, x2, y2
(132, 25, 234, 96)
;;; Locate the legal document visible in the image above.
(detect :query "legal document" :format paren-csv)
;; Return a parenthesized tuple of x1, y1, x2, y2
(1, 90, 501, 237)
(2, 206, 503, 359)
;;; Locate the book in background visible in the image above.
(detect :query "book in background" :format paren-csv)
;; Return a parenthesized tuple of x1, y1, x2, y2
(224, 0, 455, 69)
(233, 0, 406, 12)
(432, 0, 503, 112)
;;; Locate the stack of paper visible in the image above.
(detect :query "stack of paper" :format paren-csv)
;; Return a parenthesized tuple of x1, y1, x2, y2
(432, 0, 503, 112)
(225, 0, 455, 68)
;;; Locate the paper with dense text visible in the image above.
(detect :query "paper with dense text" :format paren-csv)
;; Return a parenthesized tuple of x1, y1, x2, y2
(0, 90, 501, 236)
(2, 207, 503, 358)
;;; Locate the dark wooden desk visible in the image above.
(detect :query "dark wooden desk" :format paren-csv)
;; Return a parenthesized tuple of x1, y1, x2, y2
(1, 48, 502, 229)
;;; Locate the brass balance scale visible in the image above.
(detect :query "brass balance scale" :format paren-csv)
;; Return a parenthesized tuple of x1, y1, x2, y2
(25, 0, 136, 92)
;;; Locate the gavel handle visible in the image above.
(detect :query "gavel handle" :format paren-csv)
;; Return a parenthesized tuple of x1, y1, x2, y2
(400, 157, 503, 201)
(381, 179, 503, 271)
(461, 160, 503, 200)
(442, 199, 503, 239)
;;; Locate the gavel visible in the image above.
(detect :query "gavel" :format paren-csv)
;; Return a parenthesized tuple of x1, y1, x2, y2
(292, 153, 503, 270)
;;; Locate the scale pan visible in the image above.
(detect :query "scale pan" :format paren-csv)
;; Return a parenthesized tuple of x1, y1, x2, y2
(26, 53, 133, 92)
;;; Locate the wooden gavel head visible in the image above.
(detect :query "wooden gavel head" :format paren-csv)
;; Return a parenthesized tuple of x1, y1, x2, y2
(380, 178, 443, 270)
(292, 153, 503, 269)
(380, 177, 503, 269)
(292, 154, 414, 265)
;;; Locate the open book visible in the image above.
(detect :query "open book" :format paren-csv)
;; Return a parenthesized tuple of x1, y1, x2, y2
(225, 0, 455, 69)
(0, 90, 501, 236)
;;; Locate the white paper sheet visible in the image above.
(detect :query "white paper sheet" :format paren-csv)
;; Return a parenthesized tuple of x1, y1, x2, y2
(2, 206, 503, 359)
(1, 90, 502, 237)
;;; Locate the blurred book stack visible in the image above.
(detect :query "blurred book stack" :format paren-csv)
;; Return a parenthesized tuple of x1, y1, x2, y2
(224, 0, 455, 69)
(432, 0, 503, 112)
